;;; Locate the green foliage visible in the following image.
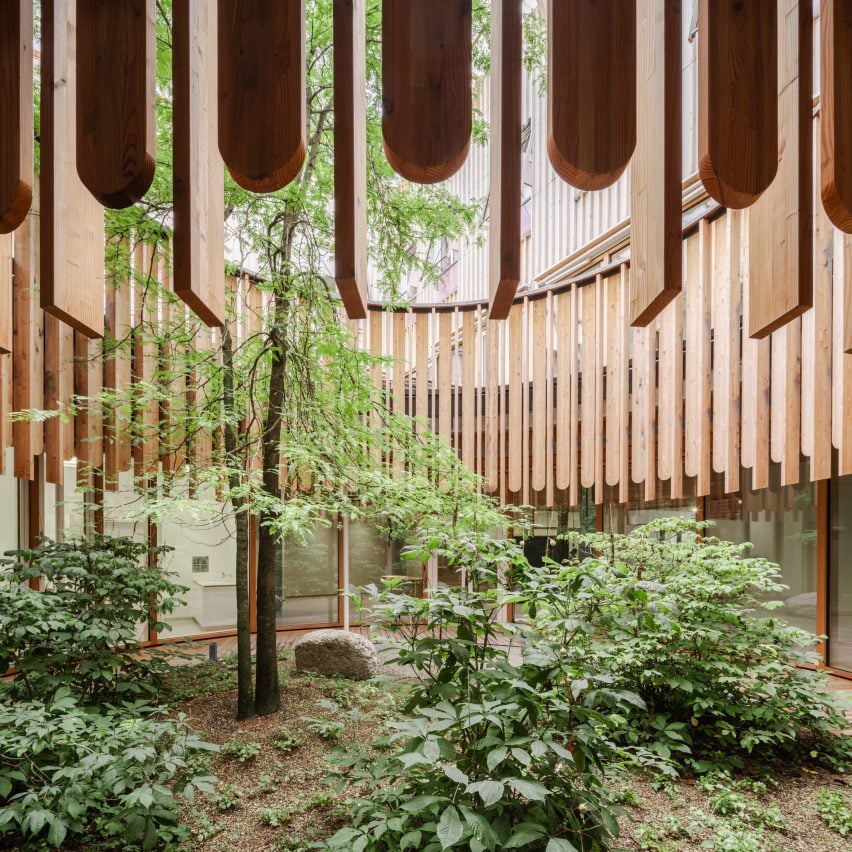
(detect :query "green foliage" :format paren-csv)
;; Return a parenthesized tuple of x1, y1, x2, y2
(274, 726, 307, 755)
(527, 518, 852, 773)
(323, 531, 661, 851)
(259, 807, 293, 828)
(222, 736, 262, 762)
(0, 536, 184, 705)
(817, 789, 852, 836)
(0, 691, 216, 849)
(214, 783, 244, 812)
(305, 717, 347, 742)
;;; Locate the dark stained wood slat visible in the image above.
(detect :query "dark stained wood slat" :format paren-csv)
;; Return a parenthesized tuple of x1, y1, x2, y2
(0, 0, 33, 234)
(821, 0, 852, 233)
(41, 0, 105, 339)
(748, 0, 812, 338)
(76, 0, 156, 208)
(487, 0, 521, 320)
(629, 0, 682, 327)
(173, 0, 225, 327)
(382, 0, 472, 184)
(0, 235, 10, 354)
(547, 0, 635, 191)
(334, 0, 368, 320)
(218, 0, 306, 193)
(698, 0, 777, 209)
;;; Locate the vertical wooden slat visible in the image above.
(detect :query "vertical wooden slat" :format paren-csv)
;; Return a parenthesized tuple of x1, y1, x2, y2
(392, 311, 405, 475)
(41, 0, 105, 338)
(548, 0, 635, 190)
(618, 266, 631, 504)
(369, 309, 383, 463)
(334, 0, 368, 319)
(415, 311, 429, 433)
(531, 299, 546, 492)
(0, 235, 11, 354)
(508, 305, 522, 494)
(594, 276, 606, 504)
(438, 311, 452, 441)
(520, 300, 530, 505)
(712, 217, 730, 476)
(382, 0, 471, 184)
(840, 236, 852, 475)
(0, 0, 33, 234)
(630, 0, 682, 326)
(580, 284, 596, 489)
(555, 292, 570, 491)
(631, 322, 648, 486)
(782, 318, 802, 486)
(12, 215, 34, 479)
(544, 293, 555, 506)
(726, 211, 742, 494)
(698, 0, 777, 208)
(173, 0, 225, 327)
(747, 0, 812, 338)
(462, 310, 475, 471)
(76, 0, 156, 208)
(684, 233, 700, 480)
(569, 284, 580, 506)
(218, 0, 305, 192)
(485, 312, 499, 493)
(657, 292, 675, 484)
(487, 0, 522, 318)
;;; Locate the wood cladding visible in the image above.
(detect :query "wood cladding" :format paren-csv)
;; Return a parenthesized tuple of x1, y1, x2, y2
(820, 0, 852, 234)
(334, 0, 368, 320)
(41, 0, 105, 338)
(698, 0, 778, 208)
(76, 0, 156, 208)
(173, 0, 225, 327)
(630, 0, 682, 327)
(0, 0, 33, 234)
(547, 0, 635, 191)
(487, 0, 521, 320)
(218, 0, 306, 193)
(382, 0, 472, 184)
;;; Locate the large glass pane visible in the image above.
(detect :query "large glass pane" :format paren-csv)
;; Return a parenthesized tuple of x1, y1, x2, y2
(348, 519, 391, 619)
(603, 481, 696, 534)
(829, 473, 852, 671)
(0, 449, 18, 558)
(277, 521, 339, 626)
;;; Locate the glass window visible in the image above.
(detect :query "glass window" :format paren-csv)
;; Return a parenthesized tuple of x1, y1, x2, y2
(0, 449, 18, 558)
(829, 473, 852, 672)
(603, 481, 696, 535)
(278, 520, 339, 626)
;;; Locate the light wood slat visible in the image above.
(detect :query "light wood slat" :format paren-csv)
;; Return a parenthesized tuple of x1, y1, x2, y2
(382, 0, 471, 184)
(751, 334, 771, 490)
(218, 0, 305, 192)
(487, 0, 521, 319)
(12, 214, 34, 479)
(811, 178, 833, 480)
(498, 319, 507, 505)
(698, 0, 777, 208)
(747, 0, 812, 338)
(770, 330, 785, 465)
(697, 221, 712, 497)
(684, 232, 700, 479)
(840, 235, 852, 475)
(74, 334, 103, 486)
(0, 235, 11, 353)
(657, 291, 675, 483)
(630, 0, 682, 326)
(630, 322, 647, 486)
(462, 310, 475, 471)
(712, 217, 730, 475)
(569, 284, 580, 506)
(594, 276, 606, 503)
(0, 354, 8, 469)
(520, 300, 530, 505)
(644, 321, 657, 502)
(544, 293, 554, 505)
(555, 292, 570, 490)
(548, 0, 635, 190)
(820, 0, 852, 233)
(41, 0, 105, 338)
(43, 314, 65, 484)
(782, 318, 802, 485)
(334, 0, 368, 319)
(508, 305, 522, 493)
(438, 311, 452, 441)
(76, 0, 156, 208)
(531, 298, 546, 492)
(415, 311, 429, 435)
(725, 211, 742, 494)
(369, 309, 383, 463)
(0, 0, 33, 233)
(173, 0, 225, 327)
(486, 314, 503, 493)
(618, 266, 631, 504)
(392, 311, 405, 476)
(581, 284, 596, 489)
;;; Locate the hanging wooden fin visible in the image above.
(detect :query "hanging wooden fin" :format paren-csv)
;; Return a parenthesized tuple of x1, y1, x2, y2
(218, 0, 306, 193)
(76, 0, 156, 208)
(334, 0, 368, 320)
(547, 0, 636, 191)
(748, 0, 812, 338)
(173, 0, 226, 328)
(487, 0, 522, 320)
(698, 0, 777, 208)
(630, 0, 682, 326)
(0, 0, 33, 234)
(41, 0, 105, 338)
(382, 0, 472, 184)
(821, 0, 852, 233)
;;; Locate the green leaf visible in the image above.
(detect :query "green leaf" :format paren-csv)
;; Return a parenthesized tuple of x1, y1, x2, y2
(505, 823, 547, 848)
(47, 816, 67, 848)
(437, 805, 464, 848)
(486, 746, 508, 771)
(468, 780, 505, 807)
(546, 839, 579, 852)
(507, 778, 549, 801)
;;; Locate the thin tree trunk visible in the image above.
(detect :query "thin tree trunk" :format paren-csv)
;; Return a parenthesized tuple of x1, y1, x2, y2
(222, 329, 253, 720)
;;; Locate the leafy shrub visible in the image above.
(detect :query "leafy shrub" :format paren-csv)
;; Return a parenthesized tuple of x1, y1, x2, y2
(260, 807, 293, 828)
(526, 519, 852, 772)
(305, 716, 346, 741)
(817, 789, 852, 836)
(325, 531, 662, 851)
(0, 535, 186, 705)
(222, 736, 262, 762)
(0, 689, 216, 849)
(275, 725, 307, 754)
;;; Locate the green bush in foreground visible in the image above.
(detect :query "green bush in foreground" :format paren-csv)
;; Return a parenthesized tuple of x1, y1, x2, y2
(526, 518, 851, 773)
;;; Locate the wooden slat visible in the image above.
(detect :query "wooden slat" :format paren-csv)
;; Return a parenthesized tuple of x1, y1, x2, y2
(569, 284, 580, 506)
(41, 0, 105, 338)
(73, 333, 103, 486)
(369, 309, 383, 463)
(334, 0, 368, 319)
(76, 0, 156, 208)
(580, 283, 596, 489)
(820, 0, 852, 233)
(218, 0, 305, 192)
(548, 0, 635, 190)
(698, 0, 777, 208)
(684, 233, 700, 479)
(0, 0, 33, 234)
(462, 310, 475, 470)
(840, 235, 852, 475)
(782, 318, 802, 486)
(415, 311, 429, 432)
(531, 298, 546, 492)
(487, 0, 521, 319)
(555, 292, 570, 491)
(382, 0, 471, 184)
(747, 0, 812, 338)
(544, 293, 554, 506)
(618, 266, 631, 503)
(657, 292, 675, 483)
(0, 235, 11, 353)
(438, 311, 452, 441)
(630, 322, 647, 486)
(630, 0, 682, 326)
(725, 211, 742, 494)
(173, 0, 225, 327)
(12, 214, 35, 479)
(520, 300, 530, 505)
(392, 312, 405, 475)
(508, 305, 522, 493)
(485, 314, 499, 492)
(712, 217, 730, 475)
(594, 276, 606, 503)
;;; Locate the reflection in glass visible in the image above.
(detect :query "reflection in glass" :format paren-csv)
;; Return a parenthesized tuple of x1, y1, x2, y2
(277, 521, 339, 626)
(829, 474, 852, 672)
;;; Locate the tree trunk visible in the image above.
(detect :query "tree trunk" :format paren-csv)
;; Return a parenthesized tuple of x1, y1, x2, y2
(222, 329, 254, 720)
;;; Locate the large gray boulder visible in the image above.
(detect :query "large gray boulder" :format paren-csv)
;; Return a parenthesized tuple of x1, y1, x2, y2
(293, 629, 379, 680)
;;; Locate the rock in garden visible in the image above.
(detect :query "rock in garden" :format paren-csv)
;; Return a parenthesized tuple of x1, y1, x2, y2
(293, 629, 379, 680)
